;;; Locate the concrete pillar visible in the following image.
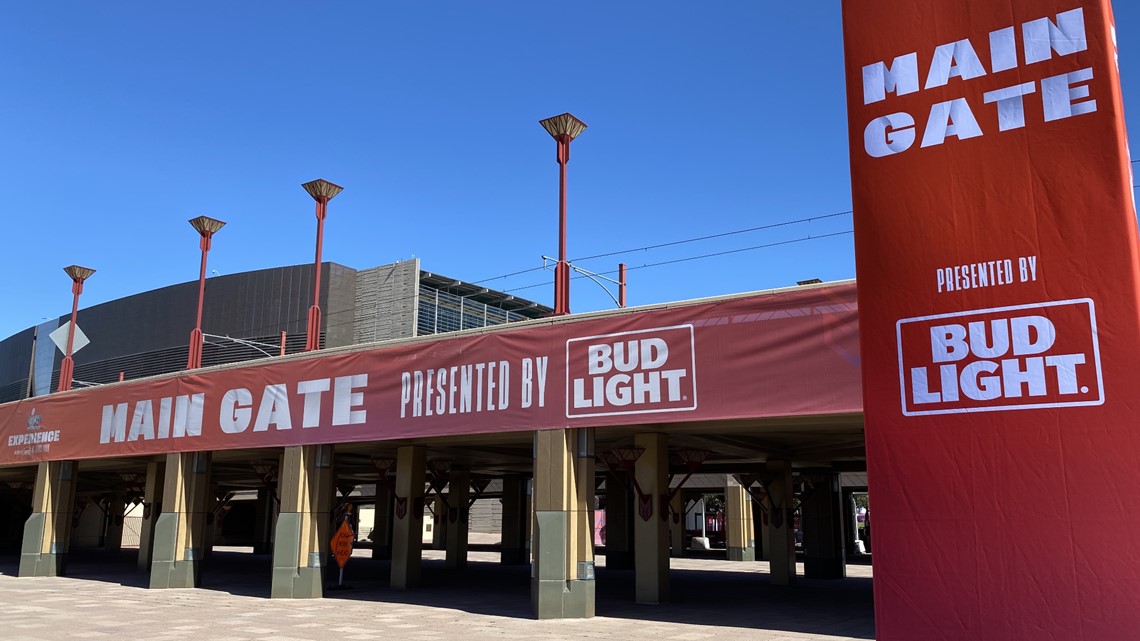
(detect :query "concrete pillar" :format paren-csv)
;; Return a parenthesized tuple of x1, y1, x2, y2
(431, 495, 446, 550)
(802, 473, 846, 580)
(753, 495, 767, 561)
(202, 485, 219, 560)
(102, 491, 126, 553)
(391, 445, 426, 589)
(270, 445, 334, 598)
(19, 461, 76, 577)
(500, 475, 528, 564)
(445, 469, 470, 570)
(726, 478, 755, 562)
(371, 483, 394, 560)
(531, 428, 595, 619)
(669, 490, 684, 558)
(137, 460, 166, 570)
(603, 472, 633, 569)
(764, 460, 796, 586)
(633, 433, 669, 604)
(253, 488, 274, 554)
(150, 452, 212, 588)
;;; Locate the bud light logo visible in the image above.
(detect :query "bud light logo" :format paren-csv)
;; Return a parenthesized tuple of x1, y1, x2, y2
(566, 325, 697, 418)
(897, 299, 1103, 416)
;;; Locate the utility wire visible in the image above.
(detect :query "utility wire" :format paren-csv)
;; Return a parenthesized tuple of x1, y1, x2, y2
(569, 211, 852, 263)
(503, 230, 855, 293)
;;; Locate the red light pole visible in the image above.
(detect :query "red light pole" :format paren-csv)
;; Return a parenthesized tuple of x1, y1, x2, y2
(186, 216, 226, 369)
(619, 263, 627, 308)
(301, 178, 344, 351)
(539, 113, 587, 316)
(57, 265, 95, 392)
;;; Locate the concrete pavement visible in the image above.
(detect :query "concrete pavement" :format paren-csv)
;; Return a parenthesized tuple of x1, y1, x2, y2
(0, 548, 874, 641)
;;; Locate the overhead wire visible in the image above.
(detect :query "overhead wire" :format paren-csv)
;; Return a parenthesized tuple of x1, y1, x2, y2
(76, 208, 860, 344)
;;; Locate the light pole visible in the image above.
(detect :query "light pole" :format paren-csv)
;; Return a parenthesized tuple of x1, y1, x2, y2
(539, 113, 587, 316)
(301, 178, 344, 352)
(57, 265, 95, 392)
(186, 216, 226, 369)
(618, 263, 627, 308)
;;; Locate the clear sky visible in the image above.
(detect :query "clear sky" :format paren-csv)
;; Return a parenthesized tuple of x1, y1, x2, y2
(0, 2, 1137, 340)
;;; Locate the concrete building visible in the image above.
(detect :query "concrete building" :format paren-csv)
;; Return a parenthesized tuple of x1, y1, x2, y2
(0, 258, 551, 403)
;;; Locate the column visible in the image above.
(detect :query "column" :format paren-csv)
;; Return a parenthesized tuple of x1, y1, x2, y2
(633, 433, 669, 604)
(391, 445, 426, 589)
(765, 460, 796, 586)
(500, 475, 528, 565)
(445, 469, 470, 570)
(802, 473, 846, 580)
(270, 445, 334, 598)
(431, 495, 446, 550)
(19, 461, 76, 577)
(603, 472, 633, 569)
(103, 491, 126, 553)
(669, 490, 684, 558)
(726, 477, 755, 562)
(753, 493, 767, 561)
(531, 428, 595, 619)
(150, 452, 212, 588)
(253, 487, 273, 554)
(202, 484, 219, 560)
(137, 460, 166, 571)
(370, 483, 394, 560)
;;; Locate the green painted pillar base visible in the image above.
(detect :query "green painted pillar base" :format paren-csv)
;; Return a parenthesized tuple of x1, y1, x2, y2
(728, 546, 756, 562)
(19, 513, 66, 577)
(149, 513, 202, 588)
(531, 579, 596, 619)
(19, 552, 64, 577)
(271, 567, 324, 598)
(150, 559, 201, 588)
(271, 512, 325, 598)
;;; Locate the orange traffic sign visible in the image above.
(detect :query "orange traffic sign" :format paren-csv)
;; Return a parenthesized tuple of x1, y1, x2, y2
(330, 521, 354, 568)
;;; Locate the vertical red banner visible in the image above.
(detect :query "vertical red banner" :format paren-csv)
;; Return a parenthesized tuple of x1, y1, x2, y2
(842, 2, 1140, 640)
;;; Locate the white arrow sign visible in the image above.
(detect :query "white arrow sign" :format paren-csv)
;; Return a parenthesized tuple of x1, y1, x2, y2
(49, 322, 90, 355)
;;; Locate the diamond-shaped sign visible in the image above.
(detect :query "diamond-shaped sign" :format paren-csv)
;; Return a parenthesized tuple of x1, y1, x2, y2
(48, 322, 90, 355)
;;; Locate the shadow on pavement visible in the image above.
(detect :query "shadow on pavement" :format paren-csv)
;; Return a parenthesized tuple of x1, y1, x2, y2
(597, 566, 875, 639)
(0, 552, 17, 577)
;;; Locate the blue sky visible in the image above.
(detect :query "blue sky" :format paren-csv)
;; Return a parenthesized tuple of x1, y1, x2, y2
(0, 2, 1137, 340)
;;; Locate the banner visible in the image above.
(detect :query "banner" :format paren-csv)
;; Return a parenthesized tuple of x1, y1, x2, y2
(0, 283, 860, 466)
(843, 2, 1140, 639)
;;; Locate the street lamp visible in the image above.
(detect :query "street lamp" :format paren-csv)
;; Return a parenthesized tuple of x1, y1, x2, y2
(301, 178, 344, 352)
(538, 112, 587, 316)
(186, 216, 226, 369)
(57, 265, 95, 392)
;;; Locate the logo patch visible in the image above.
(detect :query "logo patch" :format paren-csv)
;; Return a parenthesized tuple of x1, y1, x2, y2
(566, 325, 697, 419)
(897, 299, 1103, 416)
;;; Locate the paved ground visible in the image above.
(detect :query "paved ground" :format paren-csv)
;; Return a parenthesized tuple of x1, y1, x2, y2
(0, 544, 874, 641)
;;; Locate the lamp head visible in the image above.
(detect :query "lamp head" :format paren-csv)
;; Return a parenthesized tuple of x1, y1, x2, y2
(539, 113, 588, 141)
(63, 265, 95, 284)
(188, 216, 226, 237)
(301, 178, 344, 203)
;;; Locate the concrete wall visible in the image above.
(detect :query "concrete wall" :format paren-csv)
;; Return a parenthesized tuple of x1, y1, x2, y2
(325, 263, 359, 349)
(469, 498, 502, 534)
(353, 259, 421, 343)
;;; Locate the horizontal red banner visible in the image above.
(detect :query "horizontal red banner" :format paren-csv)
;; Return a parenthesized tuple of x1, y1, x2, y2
(0, 283, 860, 466)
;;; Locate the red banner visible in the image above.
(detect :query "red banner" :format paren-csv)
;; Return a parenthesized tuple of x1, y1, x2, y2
(0, 284, 860, 466)
(843, 1, 1140, 639)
